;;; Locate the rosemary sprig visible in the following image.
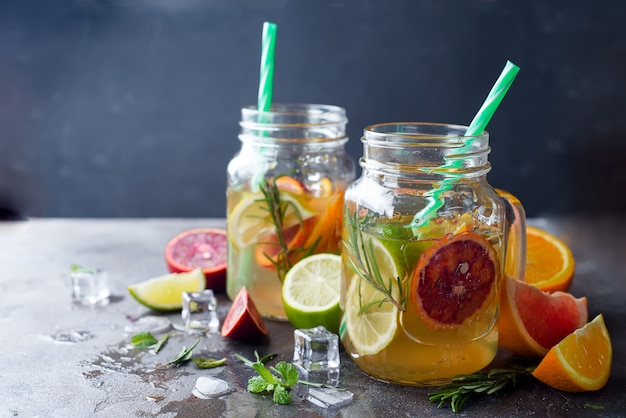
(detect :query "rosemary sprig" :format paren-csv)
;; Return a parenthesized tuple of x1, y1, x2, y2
(343, 210, 407, 312)
(428, 359, 538, 413)
(257, 177, 318, 282)
(156, 338, 200, 368)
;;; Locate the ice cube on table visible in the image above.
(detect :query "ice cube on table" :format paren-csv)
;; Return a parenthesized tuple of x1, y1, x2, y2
(182, 289, 219, 332)
(293, 326, 340, 372)
(308, 387, 354, 408)
(192, 376, 229, 399)
(70, 266, 110, 306)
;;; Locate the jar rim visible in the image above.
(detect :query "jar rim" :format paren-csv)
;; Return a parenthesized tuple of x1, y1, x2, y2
(363, 122, 488, 144)
(241, 103, 347, 125)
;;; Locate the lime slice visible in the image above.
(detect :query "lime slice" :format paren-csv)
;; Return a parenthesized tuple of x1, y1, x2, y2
(343, 237, 399, 356)
(228, 191, 315, 250)
(282, 253, 342, 333)
(127, 268, 205, 311)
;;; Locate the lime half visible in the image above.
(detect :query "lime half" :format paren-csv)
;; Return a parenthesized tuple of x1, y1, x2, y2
(128, 268, 205, 311)
(343, 237, 399, 356)
(282, 253, 342, 333)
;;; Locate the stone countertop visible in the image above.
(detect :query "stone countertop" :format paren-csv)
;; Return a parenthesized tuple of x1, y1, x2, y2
(0, 218, 624, 417)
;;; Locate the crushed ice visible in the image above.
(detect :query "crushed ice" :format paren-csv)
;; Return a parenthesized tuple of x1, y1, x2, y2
(192, 376, 229, 399)
(123, 316, 171, 334)
(308, 387, 354, 408)
(41, 329, 95, 343)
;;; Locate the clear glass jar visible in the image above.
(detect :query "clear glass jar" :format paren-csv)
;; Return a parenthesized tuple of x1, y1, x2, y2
(226, 104, 356, 320)
(340, 122, 525, 385)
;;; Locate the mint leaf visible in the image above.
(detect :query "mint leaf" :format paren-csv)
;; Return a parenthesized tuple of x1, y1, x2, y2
(274, 361, 299, 388)
(248, 375, 269, 393)
(131, 332, 158, 348)
(252, 361, 280, 386)
(192, 357, 227, 369)
(273, 385, 291, 405)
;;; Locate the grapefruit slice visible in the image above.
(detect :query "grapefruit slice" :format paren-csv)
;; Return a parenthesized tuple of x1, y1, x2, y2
(411, 232, 498, 329)
(498, 274, 588, 357)
(221, 287, 268, 342)
(165, 228, 228, 292)
(532, 314, 612, 392)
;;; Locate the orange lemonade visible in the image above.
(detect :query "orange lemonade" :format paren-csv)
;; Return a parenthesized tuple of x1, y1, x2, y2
(227, 176, 345, 319)
(340, 214, 504, 385)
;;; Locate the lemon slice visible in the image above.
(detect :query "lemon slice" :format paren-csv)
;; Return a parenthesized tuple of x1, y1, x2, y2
(282, 253, 342, 333)
(228, 191, 315, 250)
(343, 237, 399, 356)
(127, 268, 205, 311)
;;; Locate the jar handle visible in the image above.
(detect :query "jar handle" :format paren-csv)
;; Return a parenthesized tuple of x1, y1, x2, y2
(497, 189, 527, 282)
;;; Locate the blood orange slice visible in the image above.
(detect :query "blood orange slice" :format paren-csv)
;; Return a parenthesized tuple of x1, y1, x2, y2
(498, 274, 588, 357)
(221, 287, 268, 342)
(410, 232, 499, 329)
(165, 228, 228, 292)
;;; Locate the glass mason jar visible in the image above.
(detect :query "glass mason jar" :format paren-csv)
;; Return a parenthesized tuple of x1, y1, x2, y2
(226, 104, 356, 320)
(340, 122, 526, 385)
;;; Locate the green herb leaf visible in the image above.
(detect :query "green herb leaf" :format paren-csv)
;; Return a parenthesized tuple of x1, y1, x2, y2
(584, 403, 605, 410)
(273, 384, 291, 405)
(274, 361, 299, 388)
(158, 338, 200, 368)
(248, 375, 270, 393)
(153, 333, 169, 353)
(252, 361, 280, 385)
(192, 357, 227, 369)
(428, 359, 538, 413)
(131, 332, 158, 348)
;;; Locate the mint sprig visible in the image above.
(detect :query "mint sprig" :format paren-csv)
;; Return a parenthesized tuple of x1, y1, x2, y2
(236, 352, 344, 405)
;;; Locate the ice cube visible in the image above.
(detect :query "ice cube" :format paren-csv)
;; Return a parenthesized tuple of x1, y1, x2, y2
(293, 326, 340, 372)
(70, 265, 110, 306)
(192, 376, 229, 399)
(308, 387, 354, 408)
(182, 289, 218, 331)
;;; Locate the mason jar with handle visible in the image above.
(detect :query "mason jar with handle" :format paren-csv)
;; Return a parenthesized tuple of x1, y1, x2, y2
(226, 104, 356, 320)
(340, 122, 526, 385)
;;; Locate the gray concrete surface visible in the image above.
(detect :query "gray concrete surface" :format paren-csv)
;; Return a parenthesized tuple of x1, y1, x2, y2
(0, 218, 624, 417)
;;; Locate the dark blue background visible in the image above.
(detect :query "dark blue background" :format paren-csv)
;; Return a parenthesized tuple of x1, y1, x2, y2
(1, 0, 625, 218)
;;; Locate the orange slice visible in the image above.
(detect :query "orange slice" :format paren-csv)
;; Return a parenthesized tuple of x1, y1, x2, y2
(410, 232, 498, 329)
(506, 226, 575, 293)
(498, 274, 588, 357)
(275, 176, 306, 194)
(254, 216, 318, 269)
(532, 314, 612, 392)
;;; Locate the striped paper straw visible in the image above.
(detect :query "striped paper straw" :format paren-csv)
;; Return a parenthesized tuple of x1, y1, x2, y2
(412, 60, 520, 228)
(258, 22, 277, 112)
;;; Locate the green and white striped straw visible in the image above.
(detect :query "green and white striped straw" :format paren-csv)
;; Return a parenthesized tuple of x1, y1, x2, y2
(258, 22, 277, 112)
(411, 60, 520, 228)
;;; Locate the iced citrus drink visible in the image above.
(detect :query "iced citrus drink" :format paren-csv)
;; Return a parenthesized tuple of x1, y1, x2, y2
(340, 122, 526, 385)
(341, 213, 504, 384)
(227, 175, 346, 319)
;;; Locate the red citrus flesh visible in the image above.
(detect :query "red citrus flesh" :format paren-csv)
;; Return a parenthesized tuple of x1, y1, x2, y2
(499, 274, 588, 356)
(221, 287, 268, 342)
(411, 232, 499, 329)
(254, 216, 319, 269)
(165, 228, 228, 292)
